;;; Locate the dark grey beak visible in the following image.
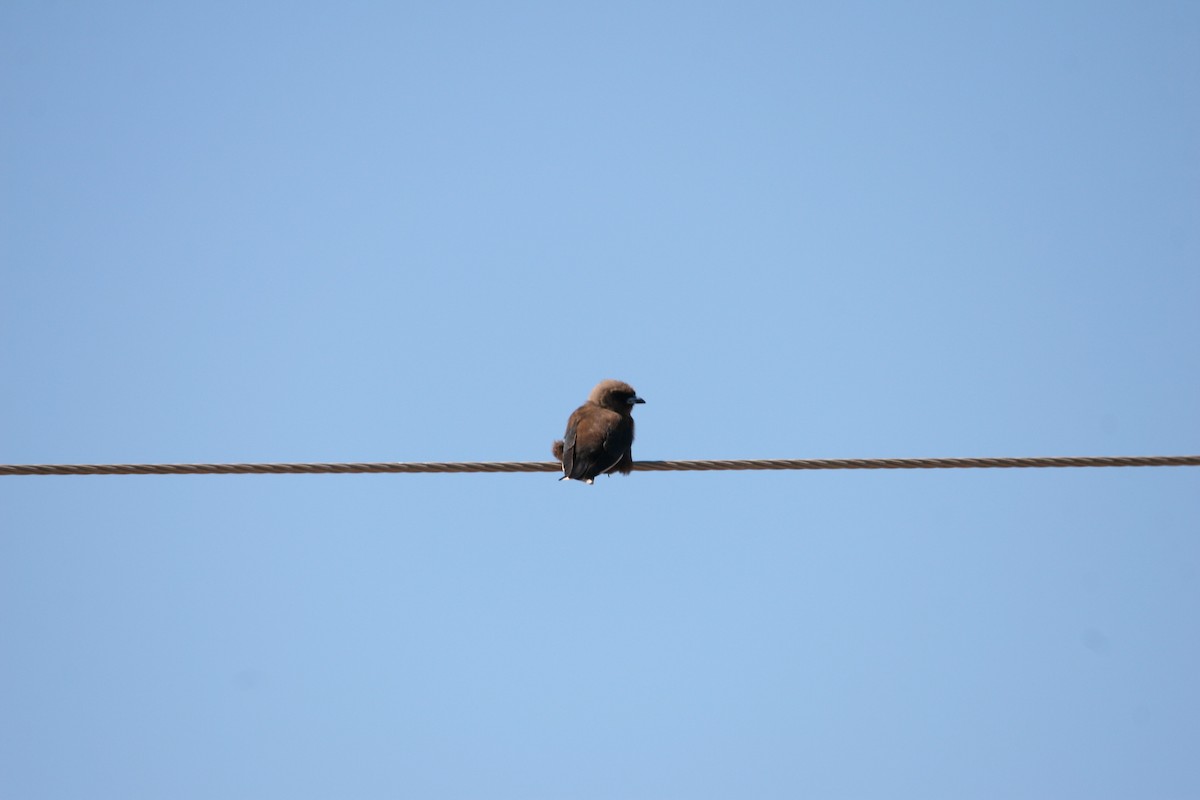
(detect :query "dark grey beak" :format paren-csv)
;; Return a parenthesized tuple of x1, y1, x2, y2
(629, 396, 645, 404)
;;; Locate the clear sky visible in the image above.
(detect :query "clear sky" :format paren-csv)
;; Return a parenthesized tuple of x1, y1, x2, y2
(2, 2, 1198, 798)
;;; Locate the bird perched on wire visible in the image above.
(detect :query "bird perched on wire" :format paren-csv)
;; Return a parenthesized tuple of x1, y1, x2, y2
(552, 379, 645, 484)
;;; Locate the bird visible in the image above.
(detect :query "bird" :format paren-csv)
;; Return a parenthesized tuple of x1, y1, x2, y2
(552, 379, 645, 484)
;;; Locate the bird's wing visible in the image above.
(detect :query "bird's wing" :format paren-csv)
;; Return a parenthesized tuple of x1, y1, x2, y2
(560, 415, 578, 477)
(598, 416, 635, 475)
(563, 408, 617, 481)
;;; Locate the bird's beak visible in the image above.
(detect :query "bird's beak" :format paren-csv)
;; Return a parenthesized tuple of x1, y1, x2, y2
(629, 396, 645, 404)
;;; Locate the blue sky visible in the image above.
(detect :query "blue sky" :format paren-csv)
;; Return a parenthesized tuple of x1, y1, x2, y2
(2, 2, 1198, 797)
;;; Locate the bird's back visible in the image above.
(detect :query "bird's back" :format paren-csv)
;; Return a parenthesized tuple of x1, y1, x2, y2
(559, 403, 634, 481)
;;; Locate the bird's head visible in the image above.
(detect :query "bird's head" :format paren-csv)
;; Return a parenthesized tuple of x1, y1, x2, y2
(589, 379, 645, 414)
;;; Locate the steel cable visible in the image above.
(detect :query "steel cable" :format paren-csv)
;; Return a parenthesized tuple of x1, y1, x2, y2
(2, 455, 1198, 476)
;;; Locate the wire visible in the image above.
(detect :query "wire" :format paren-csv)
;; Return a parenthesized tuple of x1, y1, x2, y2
(1, 455, 1198, 476)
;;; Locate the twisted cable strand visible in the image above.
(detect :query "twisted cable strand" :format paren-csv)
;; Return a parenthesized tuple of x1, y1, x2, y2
(0, 461, 561, 476)
(631, 455, 1200, 471)
(1, 455, 1198, 476)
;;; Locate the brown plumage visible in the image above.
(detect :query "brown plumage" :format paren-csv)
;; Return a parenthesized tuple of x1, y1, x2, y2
(552, 379, 645, 484)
